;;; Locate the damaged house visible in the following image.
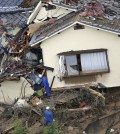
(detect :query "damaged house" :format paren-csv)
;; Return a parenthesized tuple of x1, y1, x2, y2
(0, 0, 41, 103)
(28, 0, 120, 90)
(1, 0, 120, 103)
(0, 1, 120, 133)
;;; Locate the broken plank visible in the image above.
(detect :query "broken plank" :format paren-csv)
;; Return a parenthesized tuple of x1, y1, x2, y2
(32, 108, 41, 116)
(3, 126, 14, 134)
(68, 106, 91, 112)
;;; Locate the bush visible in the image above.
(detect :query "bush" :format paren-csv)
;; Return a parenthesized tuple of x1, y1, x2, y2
(12, 121, 29, 134)
(42, 123, 63, 134)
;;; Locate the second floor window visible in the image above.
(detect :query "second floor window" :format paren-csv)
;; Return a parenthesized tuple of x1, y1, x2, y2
(58, 49, 110, 76)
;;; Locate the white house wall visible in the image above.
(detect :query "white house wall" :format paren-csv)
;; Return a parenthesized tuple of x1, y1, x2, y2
(41, 26, 120, 88)
(0, 78, 34, 104)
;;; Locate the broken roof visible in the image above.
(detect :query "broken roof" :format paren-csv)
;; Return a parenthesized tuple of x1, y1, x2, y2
(0, 0, 38, 7)
(0, 12, 31, 28)
(29, 11, 77, 46)
(29, 0, 120, 47)
(0, 0, 35, 48)
(49, 0, 83, 11)
(0, 0, 33, 13)
(0, 0, 23, 7)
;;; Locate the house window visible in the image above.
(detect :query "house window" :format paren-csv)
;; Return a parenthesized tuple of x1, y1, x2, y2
(80, 51, 109, 74)
(58, 49, 110, 76)
(65, 55, 79, 75)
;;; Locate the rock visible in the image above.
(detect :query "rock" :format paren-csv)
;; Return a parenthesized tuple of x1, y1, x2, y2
(74, 128, 79, 133)
(14, 99, 30, 108)
(68, 126, 73, 131)
(0, 107, 5, 114)
(110, 128, 114, 132)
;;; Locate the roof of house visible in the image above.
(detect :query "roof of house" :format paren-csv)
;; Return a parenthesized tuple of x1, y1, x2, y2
(0, 0, 34, 47)
(51, 0, 120, 11)
(29, 0, 120, 46)
(0, 0, 23, 7)
(0, 0, 38, 7)
(0, 0, 34, 13)
(29, 11, 77, 46)
(0, 11, 31, 28)
(49, 0, 83, 11)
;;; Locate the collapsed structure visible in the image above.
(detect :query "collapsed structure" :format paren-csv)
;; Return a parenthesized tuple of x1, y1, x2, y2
(0, 0, 120, 102)
(0, 0, 120, 133)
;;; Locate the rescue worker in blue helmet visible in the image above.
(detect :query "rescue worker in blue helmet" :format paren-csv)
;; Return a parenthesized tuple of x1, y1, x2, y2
(44, 106, 53, 126)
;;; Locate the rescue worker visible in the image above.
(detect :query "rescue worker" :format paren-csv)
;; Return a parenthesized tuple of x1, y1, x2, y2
(44, 106, 53, 126)
(39, 74, 51, 97)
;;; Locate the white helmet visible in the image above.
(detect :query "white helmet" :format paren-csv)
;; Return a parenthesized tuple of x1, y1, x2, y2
(38, 74, 42, 78)
(46, 106, 50, 110)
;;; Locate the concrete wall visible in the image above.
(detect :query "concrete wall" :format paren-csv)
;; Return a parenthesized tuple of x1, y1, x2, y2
(41, 26, 120, 88)
(0, 77, 34, 104)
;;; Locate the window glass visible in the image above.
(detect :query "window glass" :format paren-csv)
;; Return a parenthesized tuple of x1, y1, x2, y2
(65, 55, 79, 75)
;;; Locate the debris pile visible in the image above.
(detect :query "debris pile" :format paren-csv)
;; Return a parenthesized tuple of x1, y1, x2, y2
(0, 29, 43, 82)
(0, 87, 120, 133)
(81, 0, 105, 17)
(0, 0, 45, 83)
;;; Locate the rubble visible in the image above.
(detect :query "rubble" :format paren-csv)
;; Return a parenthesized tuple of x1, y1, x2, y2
(0, 87, 119, 133)
(13, 99, 30, 108)
(31, 96, 43, 106)
(81, 0, 105, 17)
(0, 0, 44, 83)
(68, 126, 74, 131)
(1, 0, 120, 134)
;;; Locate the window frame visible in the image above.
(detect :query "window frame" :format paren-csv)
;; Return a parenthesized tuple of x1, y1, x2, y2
(58, 49, 110, 77)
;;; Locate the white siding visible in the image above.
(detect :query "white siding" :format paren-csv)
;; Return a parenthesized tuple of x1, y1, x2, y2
(41, 25, 120, 88)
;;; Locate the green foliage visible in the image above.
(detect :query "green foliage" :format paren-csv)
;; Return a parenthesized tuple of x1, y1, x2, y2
(12, 121, 29, 134)
(43, 126, 50, 134)
(49, 123, 56, 134)
(42, 123, 63, 134)
(57, 129, 63, 134)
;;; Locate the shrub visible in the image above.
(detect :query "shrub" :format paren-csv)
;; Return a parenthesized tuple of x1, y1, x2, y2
(42, 123, 63, 134)
(12, 120, 29, 134)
